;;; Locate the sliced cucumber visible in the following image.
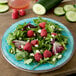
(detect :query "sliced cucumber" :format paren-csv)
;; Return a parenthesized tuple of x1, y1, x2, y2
(64, 5, 76, 12)
(33, 4, 46, 15)
(0, 0, 8, 4)
(54, 7, 65, 16)
(33, 0, 63, 15)
(66, 11, 76, 22)
(0, 4, 9, 13)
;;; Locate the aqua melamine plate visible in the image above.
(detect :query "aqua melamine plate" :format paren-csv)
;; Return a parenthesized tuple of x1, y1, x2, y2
(1, 17, 74, 73)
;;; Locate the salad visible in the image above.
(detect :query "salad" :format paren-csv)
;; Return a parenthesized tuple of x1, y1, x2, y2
(7, 17, 68, 69)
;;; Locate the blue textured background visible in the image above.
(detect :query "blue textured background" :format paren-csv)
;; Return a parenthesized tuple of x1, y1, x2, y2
(1, 17, 74, 71)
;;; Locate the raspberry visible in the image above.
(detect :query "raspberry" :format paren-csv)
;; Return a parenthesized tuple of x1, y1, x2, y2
(40, 29, 47, 37)
(31, 40, 38, 46)
(43, 50, 52, 58)
(13, 9, 19, 14)
(51, 33, 57, 36)
(12, 12, 18, 19)
(19, 10, 26, 16)
(23, 42, 32, 52)
(39, 22, 46, 29)
(27, 30, 34, 37)
(34, 53, 42, 62)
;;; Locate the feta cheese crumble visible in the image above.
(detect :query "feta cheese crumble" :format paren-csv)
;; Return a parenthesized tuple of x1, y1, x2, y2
(35, 44, 38, 47)
(58, 55, 62, 59)
(36, 50, 40, 53)
(52, 58, 56, 62)
(38, 29, 41, 33)
(30, 53, 34, 56)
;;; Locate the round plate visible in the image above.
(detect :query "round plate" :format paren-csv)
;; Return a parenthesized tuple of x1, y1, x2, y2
(1, 17, 74, 73)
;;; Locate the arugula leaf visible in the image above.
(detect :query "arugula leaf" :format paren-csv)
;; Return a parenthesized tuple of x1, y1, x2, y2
(7, 33, 16, 46)
(24, 58, 33, 64)
(9, 47, 16, 54)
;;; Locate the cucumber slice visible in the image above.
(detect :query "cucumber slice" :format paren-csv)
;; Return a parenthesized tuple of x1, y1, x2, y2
(0, 0, 8, 4)
(0, 4, 9, 13)
(33, 4, 46, 15)
(66, 11, 76, 22)
(54, 7, 65, 16)
(64, 5, 76, 12)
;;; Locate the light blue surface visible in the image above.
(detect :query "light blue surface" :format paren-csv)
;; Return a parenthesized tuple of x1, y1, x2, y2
(1, 17, 74, 71)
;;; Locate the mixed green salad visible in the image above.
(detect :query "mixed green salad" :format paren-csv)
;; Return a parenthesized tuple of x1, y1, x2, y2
(7, 17, 68, 69)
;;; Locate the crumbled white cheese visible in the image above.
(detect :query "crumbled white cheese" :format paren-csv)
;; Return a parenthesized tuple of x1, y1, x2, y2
(52, 58, 56, 62)
(58, 55, 62, 59)
(28, 26, 30, 29)
(21, 45, 24, 48)
(30, 53, 34, 56)
(36, 50, 40, 53)
(51, 35, 54, 37)
(50, 38, 53, 41)
(35, 45, 38, 47)
(34, 33, 36, 36)
(38, 29, 41, 33)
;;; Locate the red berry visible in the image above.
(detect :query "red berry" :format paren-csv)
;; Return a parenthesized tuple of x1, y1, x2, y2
(40, 29, 47, 37)
(12, 12, 18, 19)
(34, 53, 42, 62)
(13, 9, 19, 14)
(23, 42, 32, 52)
(43, 50, 52, 58)
(39, 22, 46, 29)
(27, 30, 34, 37)
(19, 10, 26, 16)
(51, 33, 57, 36)
(31, 40, 38, 46)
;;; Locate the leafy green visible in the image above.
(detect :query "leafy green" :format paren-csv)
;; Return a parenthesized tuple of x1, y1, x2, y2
(24, 58, 33, 64)
(16, 23, 27, 30)
(9, 47, 16, 54)
(7, 33, 16, 46)
(15, 50, 29, 60)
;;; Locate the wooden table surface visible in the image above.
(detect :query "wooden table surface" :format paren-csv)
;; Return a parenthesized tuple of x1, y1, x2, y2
(0, 1, 76, 76)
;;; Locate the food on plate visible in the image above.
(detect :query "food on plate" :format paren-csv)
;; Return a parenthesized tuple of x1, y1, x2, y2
(7, 17, 68, 69)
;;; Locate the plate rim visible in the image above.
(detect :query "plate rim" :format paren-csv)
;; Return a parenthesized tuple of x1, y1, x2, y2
(1, 17, 74, 73)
